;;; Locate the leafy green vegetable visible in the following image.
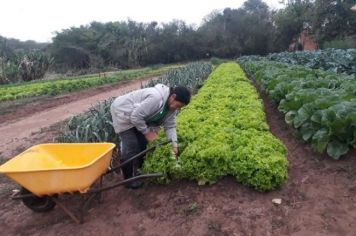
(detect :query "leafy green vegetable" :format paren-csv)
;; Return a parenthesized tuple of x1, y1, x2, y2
(239, 59, 356, 159)
(267, 49, 356, 75)
(143, 63, 288, 191)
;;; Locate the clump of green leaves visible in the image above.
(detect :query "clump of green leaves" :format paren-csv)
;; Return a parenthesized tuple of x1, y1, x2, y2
(56, 98, 120, 143)
(143, 62, 288, 191)
(239, 59, 356, 159)
(267, 49, 356, 75)
(145, 62, 212, 93)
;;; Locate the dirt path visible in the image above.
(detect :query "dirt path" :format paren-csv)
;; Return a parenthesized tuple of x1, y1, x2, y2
(0, 77, 156, 159)
(0, 78, 355, 235)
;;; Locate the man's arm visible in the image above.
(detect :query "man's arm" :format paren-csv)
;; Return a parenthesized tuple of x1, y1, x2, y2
(163, 113, 178, 148)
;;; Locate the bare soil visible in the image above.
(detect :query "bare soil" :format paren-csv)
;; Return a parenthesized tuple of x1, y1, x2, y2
(0, 77, 157, 160)
(0, 78, 355, 236)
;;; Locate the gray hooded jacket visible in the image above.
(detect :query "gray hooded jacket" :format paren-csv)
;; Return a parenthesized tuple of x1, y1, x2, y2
(110, 84, 178, 148)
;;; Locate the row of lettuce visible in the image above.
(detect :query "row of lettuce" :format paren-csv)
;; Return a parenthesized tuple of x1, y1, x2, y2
(239, 59, 356, 159)
(239, 48, 355, 75)
(143, 63, 288, 191)
(58, 62, 288, 191)
(0, 65, 180, 102)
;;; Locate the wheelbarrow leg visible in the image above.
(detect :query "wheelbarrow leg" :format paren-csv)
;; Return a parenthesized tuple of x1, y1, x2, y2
(97, 176, 104, 204)
(79, 194, 99, 224)
(52, 193, 98, 224)
(52, 198, 81, 224)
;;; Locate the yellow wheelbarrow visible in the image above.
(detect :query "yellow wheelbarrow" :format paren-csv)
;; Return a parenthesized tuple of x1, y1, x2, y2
(0, 141, 169, 223)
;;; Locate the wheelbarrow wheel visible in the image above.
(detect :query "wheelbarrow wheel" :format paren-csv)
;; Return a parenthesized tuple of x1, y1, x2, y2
(20, 188, 56, 213)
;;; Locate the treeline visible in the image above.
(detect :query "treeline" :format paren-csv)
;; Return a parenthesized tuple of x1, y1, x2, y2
(0, 0, 355, 83)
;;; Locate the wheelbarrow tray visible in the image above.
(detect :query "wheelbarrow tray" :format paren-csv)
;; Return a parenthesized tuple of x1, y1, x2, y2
(0, 143, 115, 197)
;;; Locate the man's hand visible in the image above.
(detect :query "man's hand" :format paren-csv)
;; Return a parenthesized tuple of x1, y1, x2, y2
(144, 132, 158, 142)
(172, 147, 179, 158)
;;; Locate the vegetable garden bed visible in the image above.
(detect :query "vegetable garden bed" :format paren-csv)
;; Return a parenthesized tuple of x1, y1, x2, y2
(239, 59, 356, 159)
(144, 62, 288, 191)
(0, 65, 179, 102)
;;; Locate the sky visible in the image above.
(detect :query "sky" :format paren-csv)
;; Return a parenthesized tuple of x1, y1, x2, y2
(0, 0, 284, 43)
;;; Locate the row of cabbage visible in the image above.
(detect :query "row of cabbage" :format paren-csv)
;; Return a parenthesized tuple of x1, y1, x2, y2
(267, 49, 356, 75)
(57, 62, 212, 143)
(143, 63, 288, 191)
(239, 59, 356, 159)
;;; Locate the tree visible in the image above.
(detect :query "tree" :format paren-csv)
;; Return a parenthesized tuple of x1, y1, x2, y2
(199, 0, 274, 56)
(273, 0, 313, 51)
(312, 0, 356, 43)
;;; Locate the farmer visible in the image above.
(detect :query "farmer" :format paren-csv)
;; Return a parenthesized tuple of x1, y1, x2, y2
(110, 84, 191, 189)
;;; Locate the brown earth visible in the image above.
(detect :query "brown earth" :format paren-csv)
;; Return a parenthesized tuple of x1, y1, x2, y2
(0, 77, 157, 160)
(0, 78, 356, 235)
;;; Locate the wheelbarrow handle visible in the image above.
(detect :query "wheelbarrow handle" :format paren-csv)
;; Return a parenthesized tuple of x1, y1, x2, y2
(88, 173, 163, 194)
(106, 139, 172, 174)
